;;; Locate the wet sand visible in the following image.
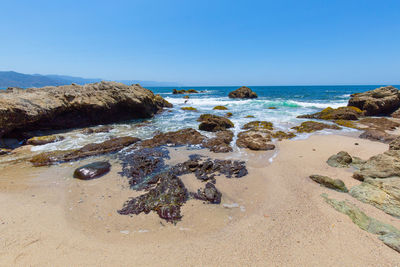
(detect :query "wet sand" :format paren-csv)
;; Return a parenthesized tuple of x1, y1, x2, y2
(1, 134, 400, 266)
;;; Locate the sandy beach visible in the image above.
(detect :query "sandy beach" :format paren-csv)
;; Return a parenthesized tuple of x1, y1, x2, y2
(1, 133, 399, 266)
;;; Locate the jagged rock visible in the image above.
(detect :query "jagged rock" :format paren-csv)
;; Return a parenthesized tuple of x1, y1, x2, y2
(192, 182, 222, 204)
(292, 121, 341, 133)
(352, 150, 400, 181)
(236, 130, 275, 151)
(298, 106, 363, 120)
(309, 175, 348, 192)
(358, 117, 400, 131)
(73, 161, 111, 180)
(198, 114, 234, 132)
(203, 130, 233, 153)
(327, 151, 365, 169)
(140, 128, 206, 148)
(268, 107, 277, 109)
(81, 125, 113, 134)
(359, 129, 397, 143)
(389, 137, 400, 150)
(228, 86, 258, 99)
(30, 136, 140, 166)
(26, 135, 65, 146)
(271, 131, 296, 140)
(0, 82, 172, 139)
(322, 193, 400, 253)
(213, 106, 228, 110)
(242, 121, 273, 131)
(348, 86, 400, 116)
(350, 178, 400, 218)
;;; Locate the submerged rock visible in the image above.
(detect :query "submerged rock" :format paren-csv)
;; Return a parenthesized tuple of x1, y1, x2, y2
(192, 182, 222, 204)
(30, 136, 140, 166)
(298, 106, 363, 120)
(292, 121, 341, 133)
(309, 175, 348, 192)
(236, 130, 275, 151)
(73, 161, 111, 180)
(348, 86, 400, 116)
(198, 114, 234, 132)
(0, 81, 172, 138)
(228, 86, 258, 99)
(26, 135, 65, 146)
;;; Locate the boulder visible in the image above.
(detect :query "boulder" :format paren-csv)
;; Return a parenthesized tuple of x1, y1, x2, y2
(0, 81, 172, 138)
(327, 151, 365, 169)
(228, 86, 258, 99)
(292, 121, 341, 133)
(359, 129, 397, 143)
(26, 135, 65, 146)
(236, 130, 275, 151)
(198, 114, 234, 132)
(173, 89, 199, 94)
(73, 161, 111, 180)
(181, 107, 197, 111)
(242, 121, 273, 131)
(298, 106, 363, 120)
(348, 86, 400, 116)
(309, 175, 348, 192)
(192, 182, 222, 204)
(353, 150, 400, 181)
(350, 178, 400, 218)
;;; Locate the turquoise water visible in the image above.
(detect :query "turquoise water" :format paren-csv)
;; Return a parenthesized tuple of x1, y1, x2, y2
(30, 85, 397, 152)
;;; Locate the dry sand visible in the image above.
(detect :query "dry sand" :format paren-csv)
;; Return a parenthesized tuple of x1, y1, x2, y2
(1, 134, 400, 266)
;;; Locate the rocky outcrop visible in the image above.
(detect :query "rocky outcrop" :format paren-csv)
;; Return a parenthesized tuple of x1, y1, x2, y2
(309, 175, 348, 192)
(358, 117, 400, 131)
(203, 130, 233, 153)
(30, 136, 140, 166)
(298, 106, 363, 120)
(327, 151, 365, 168)
(197, 114, 234, 132)
(0, 81, 172, 138)
(359, 129, 397, 143)
(26, 135, 65, 146)
(236, 130, 275, 151)
(213, 106, 228, 110)
(140, 128, 206, 148)
(173, 89, 199, 94)
(228, 86, 258, 99)
(243, 121, 273, 131)
(350, 178, 400, 218)
(271, 131, 296, 140)
(73, 161, 111, 180)
(348, 86, 400, 116)
(292, 121, 341, 133)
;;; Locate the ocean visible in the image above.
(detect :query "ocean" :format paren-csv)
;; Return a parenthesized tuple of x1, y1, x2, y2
(29, 85, 395, 152)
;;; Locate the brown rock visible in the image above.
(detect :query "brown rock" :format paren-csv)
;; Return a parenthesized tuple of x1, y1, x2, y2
(203, 130, 233, 153)
(236, 130, 275, 151)
(298, 106, 363, 120)
(359, 129, 397, 143)
(26, 135, 65, 146)
(197, 114, 234, 132)
(228, 86, 258, 99)
(292, 121, 341, 133)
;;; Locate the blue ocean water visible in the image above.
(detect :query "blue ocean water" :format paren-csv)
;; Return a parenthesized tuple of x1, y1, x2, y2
(30, 85, 398, 152)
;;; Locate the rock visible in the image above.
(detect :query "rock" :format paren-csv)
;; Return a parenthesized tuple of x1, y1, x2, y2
(213, 106, 228, 110)
(192, 182, 222, 204)
(73, 161, 111, 180)
(236, 130, 275, 151)
(30, 136, 140, 166)
(0, 148, 12, 155)
(181, 107, 197, 111)
(292, 121, 341, 133)
(225, 112, 233, 118)
(359, 129, 397, 143)
(327, 151, 365, 169)
(352, 150, 400, 181)
(228, 86, 258, 99)
(26, 135, 65, 146)
(271, 131, 296, 140)
(334, 120, 359, 129)
(309, 175, 348, 192)
(298, 106, 363, 120)
(198, 114, 234, 132)
(242, 121, 273, 131)
(140, 128, 206, 148)
(245, 115, 255, 118)
(268, 107, 277, 109)
(0, 82, 172, 139)
(391, 108, 400, 118)
(358, 117, 400, 131)
(203, 130, 233, 153)
(322, 193, 400, 253)
(173, 89, 198, 94)
(389, 137, 400, 150)
(81, 125, 113, 134)
(348, 86, 400, 116)
(350, 178, 400, 218)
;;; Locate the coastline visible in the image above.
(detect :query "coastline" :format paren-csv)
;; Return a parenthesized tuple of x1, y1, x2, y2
(1, 133, 400, 266)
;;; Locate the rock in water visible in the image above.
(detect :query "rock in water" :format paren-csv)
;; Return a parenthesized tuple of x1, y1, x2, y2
(298, 106, 363, 120)
(197, 114, 234, 132)
(309, 175, 348, 192)
(236, 130, 275, 151)
(26, 135, 65, 146)
(228, 86, 258, 99)
(292, 121, 341, 133)
(73, 161, 111, 180)
(0, 81, 172, 138)
(348, 86, 400, 116)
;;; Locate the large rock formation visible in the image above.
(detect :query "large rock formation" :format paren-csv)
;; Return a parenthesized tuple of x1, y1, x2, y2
(197, 114, 234, 132)
(0, 81, 172, 138)
(292, 121, 341, 133)
(348, 86, 400, 116)
(298, 106, 363, 120)
(228, 86, 258, 99)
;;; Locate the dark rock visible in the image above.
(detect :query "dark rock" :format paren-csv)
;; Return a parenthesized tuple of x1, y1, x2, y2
(192, 182, 222, 204)
(81, 125, 113, 134)
(309, 175, 348, 192)
(197, 114, 234, 132)
(30, 136, 140, 166)
(73, 161, 111, 180)
(173, 89, 199, 94)
(348, 86, 400, 116)
(203, 130, 233, 153)
(228, 86, 258, 99)
(291, 121, 341, 133)
(140, 128, 206, 148)
(359, 129, 397, 143)
(298, 106, 363, 120)
(26, 135, 65, 146)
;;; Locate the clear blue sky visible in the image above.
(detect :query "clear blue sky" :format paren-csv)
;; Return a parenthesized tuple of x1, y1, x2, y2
(1, 0, 399, 85)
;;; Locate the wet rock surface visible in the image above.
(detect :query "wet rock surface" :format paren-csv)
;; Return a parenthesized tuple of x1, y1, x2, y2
(172, 89, 199, 94)
(298, 106, 363, 120)
(30, 136, 140, 166)
(243, 121, 273, 131)
(203, 130, 233, 153)
(26, 135, 65, 146)
(236, 130, 275, 151)
(309, 175, 348, 192)
(292, 121, 341, 133)
(348, 86, 400, 116)
(73, 161, 111, 180)
(228, 86, 258, 99)
(81, 125, 113, 135)
(198, 114, 234, 132)
(271, 131, 296, 140)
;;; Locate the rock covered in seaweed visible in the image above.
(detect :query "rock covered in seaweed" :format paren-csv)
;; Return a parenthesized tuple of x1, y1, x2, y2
(292, 121, 341, 133)
(298, 106, 363, 120)
(197, 114, 234, 132)
(192, 182, 222, 204)
(242, 121, 273, 131)
(203, 130, 234, 153)
(228, 86, 258, 99)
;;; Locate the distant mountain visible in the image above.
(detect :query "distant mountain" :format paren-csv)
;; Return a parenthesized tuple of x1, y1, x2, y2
(0, 71, 181, 88)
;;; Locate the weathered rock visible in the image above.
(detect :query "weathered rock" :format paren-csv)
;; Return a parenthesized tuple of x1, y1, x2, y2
(348, 86, 400, 116)
(292, 121, 341, 133)
(242, 121, 273, 131)
(228, 86, 258, 99)
(358, 117, 400, 131)
(309, 175, 348, 192)
(236, 130, 275, 151)
(327, 151, 365, 169)
(192, 182, 222, 204)
(298, 106, 363, 120)
(389, 137, 400, 150)
(359, 129, 397, 143)
(181, 107, 197, 111)
(353, 150, 400, 181)
(30, 136, 140, 166)
(140, 128, 206, 148)
(334, 119, 360, 129)
(322, 193, 400, 253)
(225, 112, 233, 118)
(203, 130, 233, 153)
(271, 131, 296, 140)
(0, 81, 172, 138)
(81, 125, 113, 134)
(350, 178, 400, 218)
(173, 89, 199, 94)
(213, 105, 228, 110)
(26, 135, 65, 146)
(73, 161, 111, 180)
(198, 114, 234, 132)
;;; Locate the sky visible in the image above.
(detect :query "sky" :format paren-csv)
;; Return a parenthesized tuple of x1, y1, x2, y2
(1, 0, 399, 86)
